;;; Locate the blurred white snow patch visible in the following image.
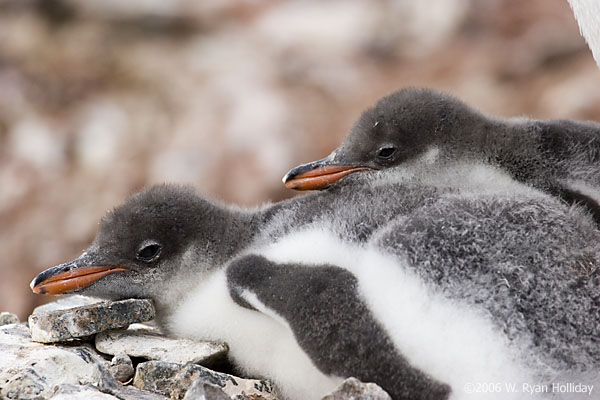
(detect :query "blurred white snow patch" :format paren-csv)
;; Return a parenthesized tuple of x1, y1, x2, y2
(256, 1, 376, 55)
(149, 149, 210, 184)
(69, 0, 271, 20)
(186, 31, 272, 79)
(381, 0, 470, 58)
(65, 0, 179, 19)
(9, 118, 65, 171)
(540, 73, 600, 117)
(457, 73, 510, 114)
(184, 33, 296, 184)
(223, 82, 293, 181)
(0, 164, 31, 213)
(257, 0, 468, 58)
(74, 100, 127, 173)
(0, 69, 28, 117)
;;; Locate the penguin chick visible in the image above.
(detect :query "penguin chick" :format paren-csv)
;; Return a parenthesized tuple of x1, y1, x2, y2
(283, 88, 600, 224)
(29, 184, 451, 399)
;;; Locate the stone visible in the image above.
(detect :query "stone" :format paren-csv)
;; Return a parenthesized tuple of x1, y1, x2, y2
(133, 360, 181, 397)
(50, 383, 170, 400)
(28, 298, 155, 343)
(182, 380, 230, 400)
(321, 377, 392, 400)
(33, 295, 106, 313)
(50, 384, 120, 400)
(0, 323, 114, 400)
(0, 312, 19, 326)
(95, 324, 228, 367)
(134, 361, 277, 400)
(104, 385, 169, 400)
(109, 353, 135, 383)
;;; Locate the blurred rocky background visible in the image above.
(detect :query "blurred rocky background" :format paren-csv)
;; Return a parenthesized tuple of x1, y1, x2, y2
(1, 0, 599, 319)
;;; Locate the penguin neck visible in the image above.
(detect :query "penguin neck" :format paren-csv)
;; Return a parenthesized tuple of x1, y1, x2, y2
(153, 201, 259, 326)
(208, 203, 260, 265)
(442, 114, 538, 179)
(481, 118, 545, 185)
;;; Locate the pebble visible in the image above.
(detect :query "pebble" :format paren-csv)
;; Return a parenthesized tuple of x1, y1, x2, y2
(0, 312, 19, 326)
(182, 380, 230, 400)
(28, 298, 155, 343)
(109, 353, 135, 383)
(321, 377, 392, 400)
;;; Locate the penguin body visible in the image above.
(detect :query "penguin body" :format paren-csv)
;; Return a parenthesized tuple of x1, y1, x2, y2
(283, 88, 600, 224)
(30, 182, 600, 399)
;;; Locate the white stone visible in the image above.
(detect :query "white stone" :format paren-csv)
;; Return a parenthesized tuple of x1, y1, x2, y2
(95, 324, 228, 365)
(33, 295, 105, 313)
(50, 384, 119, 400)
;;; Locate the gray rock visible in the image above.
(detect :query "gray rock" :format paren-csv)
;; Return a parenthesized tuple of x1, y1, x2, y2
(134, 361, 277, 400)
(50, 382, 170, 400)
(0, 323, 114, 400)
(28, 298, 155, 343)
(182, 380, 230, 400)
(0, 312, 19, 326)
(50, 384, 120, 399)
(321, 377, 392, 400)
(109, 353, 135, 383)
(133, 360, 181, 397)
(95, 324, 228, 367)
(104, 385, 169, 400)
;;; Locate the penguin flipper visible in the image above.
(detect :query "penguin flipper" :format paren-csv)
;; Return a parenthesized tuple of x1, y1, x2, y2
(226, 254, 451, 400)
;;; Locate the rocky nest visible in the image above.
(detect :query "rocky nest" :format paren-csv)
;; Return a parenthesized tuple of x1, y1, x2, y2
(0, 296, 391, 400)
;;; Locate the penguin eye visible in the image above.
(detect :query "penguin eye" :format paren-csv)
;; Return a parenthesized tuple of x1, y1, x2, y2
(137, 241, 162, 262)
(376, 147, 397, 160)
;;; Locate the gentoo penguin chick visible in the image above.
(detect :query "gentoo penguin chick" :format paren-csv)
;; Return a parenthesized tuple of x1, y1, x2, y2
(283, 88, 600, 224)
(30, 184, 600, 399)
(29, 184, 450, 400)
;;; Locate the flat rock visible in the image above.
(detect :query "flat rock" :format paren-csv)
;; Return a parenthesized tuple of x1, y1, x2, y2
(0, 323, 114, 400)
(50, 384, 120, 400)
(104, 385, 169, 400)
(0, 312, 19, 326)
(134, 360, 277, 400)
(95, 324, 228, 366)
(321, 377, 392, 400)
(28, 298, 155, 343)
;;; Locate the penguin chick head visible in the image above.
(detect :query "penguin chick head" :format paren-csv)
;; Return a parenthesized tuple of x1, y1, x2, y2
(30, 184, 226, 302)
(283, 88, 482, 190)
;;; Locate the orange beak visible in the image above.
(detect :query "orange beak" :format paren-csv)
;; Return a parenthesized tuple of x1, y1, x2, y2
(31, 264, 127, 295)
(283, 155, 373, 191)
(283, 165, 371, 190)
